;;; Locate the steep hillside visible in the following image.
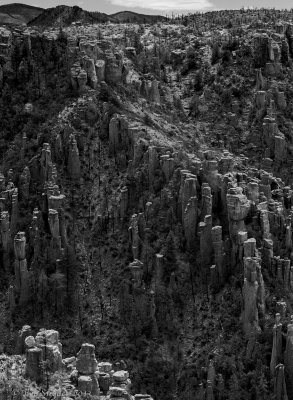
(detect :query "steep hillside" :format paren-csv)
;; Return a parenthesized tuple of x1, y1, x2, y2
(0, 3, 43, 24)
(28, 5, 111, 27)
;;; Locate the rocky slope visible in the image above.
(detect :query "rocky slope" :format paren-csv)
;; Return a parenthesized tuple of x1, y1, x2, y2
(1, 8, 293, 400)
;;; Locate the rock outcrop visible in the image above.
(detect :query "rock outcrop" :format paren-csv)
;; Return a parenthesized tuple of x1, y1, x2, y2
(25, 329, 62, 383)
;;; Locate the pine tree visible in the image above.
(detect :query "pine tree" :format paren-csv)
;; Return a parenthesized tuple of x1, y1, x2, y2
(57, 26, 67, 47)
(134, 33, 143, 55)
(211, 43, 221, 65)
(255, 372, 270, 400)
(281, 39, 289, 65)
(194, 70, 204, 92)
(11, 43, 22, 76)
(228, 373, 242, 400)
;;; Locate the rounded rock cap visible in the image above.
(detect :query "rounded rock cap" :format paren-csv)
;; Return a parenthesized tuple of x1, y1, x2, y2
(24, 336, 36, 349)
(113, 370, 129, 382)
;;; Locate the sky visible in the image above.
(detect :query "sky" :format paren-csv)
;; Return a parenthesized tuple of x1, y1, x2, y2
(0, 0, 292, 15)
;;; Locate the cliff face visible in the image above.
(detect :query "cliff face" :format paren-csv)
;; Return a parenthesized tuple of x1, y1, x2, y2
(2, 8, 293, 400)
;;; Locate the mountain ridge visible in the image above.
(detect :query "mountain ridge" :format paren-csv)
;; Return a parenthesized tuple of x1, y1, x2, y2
(0, 2, 166, 26)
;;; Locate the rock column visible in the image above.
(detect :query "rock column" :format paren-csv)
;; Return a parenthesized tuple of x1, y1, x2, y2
(242, 256, 264, 335)
(199, 215, 213, 269)
(271, 313, 283, 375)
(0, 211, 10, 252)
(201, 184, 212, 220)
(76, 343, 100, 395)
(274, 364, 288, 400)
(227, 187, 250, 266)
(211, 226, 224, 285)
(98, 362, 112, 393)
(48, 209, 62, 263)
(284, 317, 293, 397)
(68, 134, 81, 181)
(25, 347, 43, 383)
(25, 329, 62, 383)
(10, 189, 19, 235)
(40, 143, 53, 183)
(183, 196, 198, 250)
(19, 166, 31, 201)
(35, 329, 63, 373)
(14, 232, 30, 304)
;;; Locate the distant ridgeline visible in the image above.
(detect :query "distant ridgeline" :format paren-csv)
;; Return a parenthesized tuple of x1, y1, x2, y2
(0, 3, 167, 27)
